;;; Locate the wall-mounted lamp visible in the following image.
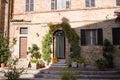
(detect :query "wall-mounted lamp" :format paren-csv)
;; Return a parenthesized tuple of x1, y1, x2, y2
(36, 33, 39, 37)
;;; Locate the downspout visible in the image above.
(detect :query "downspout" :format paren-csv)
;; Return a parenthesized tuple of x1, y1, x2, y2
(7, 0, 10, 44)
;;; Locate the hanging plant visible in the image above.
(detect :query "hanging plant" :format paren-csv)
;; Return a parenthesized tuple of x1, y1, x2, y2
(114, 11, 120, 23)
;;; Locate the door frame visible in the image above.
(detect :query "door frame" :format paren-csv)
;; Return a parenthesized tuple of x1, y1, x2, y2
(53, 30, 65, 59)
(19, 37, 27, 58)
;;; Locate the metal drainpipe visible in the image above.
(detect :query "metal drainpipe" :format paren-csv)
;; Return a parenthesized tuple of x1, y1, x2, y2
(7, 0, 10, 44)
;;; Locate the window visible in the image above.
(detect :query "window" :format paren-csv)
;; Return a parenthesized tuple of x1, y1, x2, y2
(85, 0, 95, 7)
(51, 0, 70, 10)
(25, 0, 34, 12)
(81, 29, 103, 46)
(112, 28, 120, 45)
(116, 0, 120, 6)
(20, 28, 28, 34)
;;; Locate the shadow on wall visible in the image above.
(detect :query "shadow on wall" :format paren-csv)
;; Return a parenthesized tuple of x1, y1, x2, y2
(1, 0, 6, 33)
(62, 17, 120, 68)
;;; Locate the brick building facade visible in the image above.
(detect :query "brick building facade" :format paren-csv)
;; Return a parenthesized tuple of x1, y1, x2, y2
(9, 0, 120, 69)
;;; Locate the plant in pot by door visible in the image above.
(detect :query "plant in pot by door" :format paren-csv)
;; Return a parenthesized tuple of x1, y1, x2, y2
(71, 58, 78, 68)
(52, 57, 58, 63)
(27, 44, 40, 69)
(38, 60, 45, 68)
(77, 57, 85, 69)
(1, 55, 6, 67)
(95, 58, 108, 70)
(69, 51, 80, 68)
(30, 57, 39, 69)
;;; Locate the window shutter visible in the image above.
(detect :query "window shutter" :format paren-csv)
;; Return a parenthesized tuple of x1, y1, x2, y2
(97, 29, 103, 45)
(112, 28, 120, 45)
(26, 0, 29, 11)
(91, 0, 95, 7)
(51, 0, 55, 10)
(85, 0, 90, 7)
(66, 0, 70, 9)
(30, 0, 34, 11)
(81, 30, 86, 45)
(116, 0, 120, 6)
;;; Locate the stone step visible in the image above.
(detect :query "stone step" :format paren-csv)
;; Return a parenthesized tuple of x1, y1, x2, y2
(34, 70, 120, 79)
(78, 70, 120, 75)
(50, 64, 67, 67)
(39, 69, 120, 75)
(35, 73, 120, 79)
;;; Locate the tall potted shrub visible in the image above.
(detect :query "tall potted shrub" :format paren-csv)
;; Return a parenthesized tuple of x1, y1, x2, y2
(27, 44, 40, 69)
(0, 34, 10, 68)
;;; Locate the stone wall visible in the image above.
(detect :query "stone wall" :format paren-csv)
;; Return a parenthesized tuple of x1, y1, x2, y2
(10, 0, 120, 69)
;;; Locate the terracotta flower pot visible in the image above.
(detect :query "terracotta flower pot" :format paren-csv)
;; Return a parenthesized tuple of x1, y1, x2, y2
(1, 63, 5, 68)
(52, 57, 58, 63)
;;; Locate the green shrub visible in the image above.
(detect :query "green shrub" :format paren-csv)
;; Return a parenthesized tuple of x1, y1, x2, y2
(61, 70, 77, 80)
(95, 58, 108, 69)
(0, 34, 10, 63)
(27, 44, 40, 59)
(4, 58, 24, 80)
(30, 58, 39, 63)
(77, 57, 85, 63)
(4, 67, 24, 80)
(102, 39, 114, 68)
(41, 32, 52, 64)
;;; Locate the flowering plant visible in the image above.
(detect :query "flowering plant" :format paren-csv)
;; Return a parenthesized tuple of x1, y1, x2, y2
(115, 13, 120, 22)
(52, 57, 58, 63)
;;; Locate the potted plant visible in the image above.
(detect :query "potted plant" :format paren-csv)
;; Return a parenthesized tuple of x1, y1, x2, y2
(95, 58, 108, 70)
(52, 57, 58, 63)
(30, 57, 39, 69)
(27, 44, 40, 69)
(77, 57, 85, 68)
(38, 60, 45, 68)
(71, 58, 78, 68)
(0, 34, 10, 68)
(1, 55, 7, 67)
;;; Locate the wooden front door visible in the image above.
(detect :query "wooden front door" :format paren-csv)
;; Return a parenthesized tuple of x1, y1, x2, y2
(20, 37, 27, 58)
(54, 30, 65, 59)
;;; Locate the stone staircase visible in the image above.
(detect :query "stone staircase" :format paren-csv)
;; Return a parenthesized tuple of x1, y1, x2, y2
(1, 67, 120, 80)
(33, 69, 120, 80)
(50, 59, 67, 68)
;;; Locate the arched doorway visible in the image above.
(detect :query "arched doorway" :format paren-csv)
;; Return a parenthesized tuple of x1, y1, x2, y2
(53, 30, 65, 59)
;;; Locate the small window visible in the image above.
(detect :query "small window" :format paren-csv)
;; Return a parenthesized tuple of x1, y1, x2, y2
(51, 0, 70, 10)
(81, 29, 103, 46)
(112, 28, 120, 45)
(20, 28, 28, 34)
(25, 0, 34, 12)
(116, 0, 120, 6)
(85, 0, 95, 7)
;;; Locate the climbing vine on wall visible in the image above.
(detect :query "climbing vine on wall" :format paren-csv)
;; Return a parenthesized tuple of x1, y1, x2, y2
(41, 31, 52, 64)
(41, 22, 80, 64)
(61, 22, 80, 59)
